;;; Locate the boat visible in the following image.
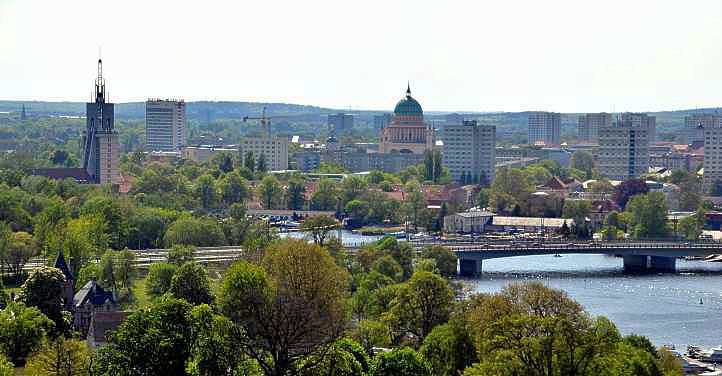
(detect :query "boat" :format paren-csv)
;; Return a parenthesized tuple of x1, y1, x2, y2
(387, 231, 407, 239)
(700, 347, 722, 363)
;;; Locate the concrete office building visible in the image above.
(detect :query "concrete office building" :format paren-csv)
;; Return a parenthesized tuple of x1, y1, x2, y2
(295, 151, 321, 172)
(578, 113, 612, 143)
(528, 112, 561, 146)
(239, 137, 289, 171)
(145, 99, 187, 151)
(620, 113, 656, 143)
(686, 114, 720, 145)
(598, 119, 650, 180)
(704, 124, 722, 193)
(328, 113, 354, 135)
(443, 120, 496, 184)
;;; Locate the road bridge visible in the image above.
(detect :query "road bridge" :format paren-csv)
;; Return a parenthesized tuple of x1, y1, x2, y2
(430, 240, 722, 276)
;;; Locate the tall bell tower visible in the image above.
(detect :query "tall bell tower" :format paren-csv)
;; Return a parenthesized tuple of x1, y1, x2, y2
(82, 59, 119, 185)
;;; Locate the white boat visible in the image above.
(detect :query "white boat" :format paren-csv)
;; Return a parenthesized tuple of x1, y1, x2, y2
(387, 231, 407, 239)
(700, 347, 722, 363)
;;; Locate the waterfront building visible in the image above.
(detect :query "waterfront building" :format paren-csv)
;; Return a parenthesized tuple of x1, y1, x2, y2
(379, 85, 436, 154)
(685, 114, 720, 145)
(443, 120, 496, 184)
(620, 112, 656, 143)
(704, 124, 722, 193)
(578, 113, 612, 143)
(598, 118, 650, 180)
(145, 99, 187, 151)
(528, 111, 561, 146)
(328, 113, 354, 135)
(239, 137, 289, 171)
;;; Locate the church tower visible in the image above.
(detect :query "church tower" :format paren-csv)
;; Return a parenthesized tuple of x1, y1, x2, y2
(54, 251, 75, 311)
(20, 104, 27, 120)
(82, 59, 119, 185)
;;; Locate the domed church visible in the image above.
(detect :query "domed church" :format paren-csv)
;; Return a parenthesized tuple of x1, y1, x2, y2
(379, 85, 436, 154)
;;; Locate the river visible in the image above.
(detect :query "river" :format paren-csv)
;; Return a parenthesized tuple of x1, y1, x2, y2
(283, 231, 722, 348)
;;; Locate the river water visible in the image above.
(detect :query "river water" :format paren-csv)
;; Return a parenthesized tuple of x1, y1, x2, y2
(283, 231, 722, 348)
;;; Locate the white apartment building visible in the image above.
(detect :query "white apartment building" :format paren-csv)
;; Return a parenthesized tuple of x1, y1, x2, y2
(239, 137, 289, 171)
(528, 112, 561, 146)
(146, 99, 187, 151)
(578, 113, 612, 143)
(443, 120, 496, 184)
(686, 114, 720, 145)
(598, 120, 650, 180)
(620, 113, 656, 143)
(704, 125, 722, 193)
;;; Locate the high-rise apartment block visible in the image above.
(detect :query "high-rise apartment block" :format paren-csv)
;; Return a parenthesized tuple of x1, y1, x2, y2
(328, 113, 354, 135)
(686, 114, 720, 145)
(82, 59, 120, 185)
(528, 112, 561, 146)
(238, 137, 289, 171)
(598, 119, 650, 180)
(145, 99, 187, 151)
(443, 120, 496, 184)
(578, 113, 612, 143)
(620, 113, 656, 143)
(703, 124, 722, 193)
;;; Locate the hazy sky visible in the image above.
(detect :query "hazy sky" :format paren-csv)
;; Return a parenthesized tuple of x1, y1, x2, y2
(2, 0, 722, 112)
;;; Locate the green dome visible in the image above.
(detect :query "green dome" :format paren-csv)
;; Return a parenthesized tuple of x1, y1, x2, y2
(394, 85, 423, 116)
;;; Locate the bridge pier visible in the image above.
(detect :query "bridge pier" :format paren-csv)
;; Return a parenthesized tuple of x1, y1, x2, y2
(623, 255, 676, 273)
(459, 258, 482, 277)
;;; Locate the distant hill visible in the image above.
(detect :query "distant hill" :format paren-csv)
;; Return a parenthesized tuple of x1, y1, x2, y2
(2, 100, 721, 131)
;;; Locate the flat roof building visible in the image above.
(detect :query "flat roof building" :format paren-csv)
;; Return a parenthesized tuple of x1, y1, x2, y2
(528, 112, 561, 146)
(443, 120, 496, 184)
(146, 99, 187, 151)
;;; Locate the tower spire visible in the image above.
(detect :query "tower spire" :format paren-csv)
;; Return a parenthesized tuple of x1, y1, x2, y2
(406, 82, 411, 97)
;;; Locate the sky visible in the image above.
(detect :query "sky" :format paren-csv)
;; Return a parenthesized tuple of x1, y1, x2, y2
(2, 0, 722, 113)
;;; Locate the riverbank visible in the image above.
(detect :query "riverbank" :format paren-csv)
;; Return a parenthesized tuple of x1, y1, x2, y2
(352, 225, 405, 236)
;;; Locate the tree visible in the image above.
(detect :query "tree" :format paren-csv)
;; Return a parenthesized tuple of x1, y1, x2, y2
(423, 151, 434, 182)
(244, 151, 256, 172)
(18, 266, 67, 334)
(286, 178, 307, 210)
(571, 151, 595, 179)
(369, 347, 432, 376)
(99, 251, 117, 292)
(217, 152, 234, 173)
(25, 337, 92, 376)
(613, 179, 649, 210)
(4, 230, 35, 282)
(257, 153, 267, 173)
(345, 200, 370, 227)
(372, 255, 403, 282)
(433, 150, 443, 183)
(476, 188, 490, 209)
(257, 175, 283, 209)
(300, 215, 338, 247)
(710, 179, 722, 196)
(163, 217, 227, 247)
(562, 199, 592, 224)
(145, 262, 178, 297)
(195, 174, 218, 210)
(167, 244, 196, 265)
(92, 296, 195, 376)
(310, 178, 338, 211)
(420, 246, 457, 277)
(489, 168, 534, 213)
(0, 355, 11, 376)
(170, 261, 214, 305)
(299, 338, 368, 376)
(218, 239, 349, 376)
(403, 181, 427, 233)
(679, 207, 706, 240)
(420, 316, 478, 376)
(186, 304, 261, 376)
(0, 302, 54, 365)
(116, 249, 136, 290)
(677, 174, 702, 211)
(389, 271, 454, 340)
(340, 176, 368, 206)
(353, 320, 392, 356)
(219, 172, 250, 206)
(602, 211, 622, 240)
(625, 192, 669, 239)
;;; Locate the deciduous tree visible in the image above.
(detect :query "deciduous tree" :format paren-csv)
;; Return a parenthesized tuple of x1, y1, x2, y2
(170, 261, 214, 305)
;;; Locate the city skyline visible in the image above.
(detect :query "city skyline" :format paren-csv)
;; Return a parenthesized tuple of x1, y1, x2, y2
(3, 1, 722, 113)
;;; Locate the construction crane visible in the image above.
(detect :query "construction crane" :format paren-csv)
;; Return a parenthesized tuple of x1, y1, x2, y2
(242, 106, 301, 138)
